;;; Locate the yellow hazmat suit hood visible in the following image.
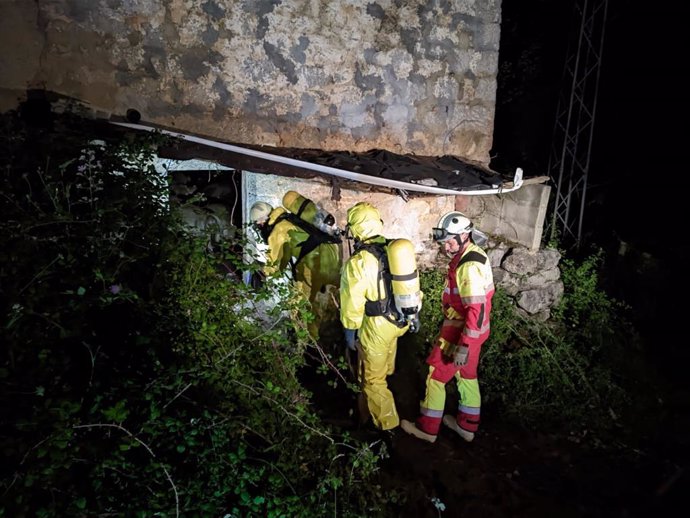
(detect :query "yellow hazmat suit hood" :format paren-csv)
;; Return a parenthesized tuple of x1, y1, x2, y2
(347, 202, 383, 241)
(267, 206, 287, 225)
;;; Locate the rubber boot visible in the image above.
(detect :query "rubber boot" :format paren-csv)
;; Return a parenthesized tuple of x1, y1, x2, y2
(442, 414, 475, 442)
(400, 419, 437, 443)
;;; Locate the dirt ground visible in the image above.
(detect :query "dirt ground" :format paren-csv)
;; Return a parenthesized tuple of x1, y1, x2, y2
(314, 330, 690, 518)
(381, 412, 688, 518)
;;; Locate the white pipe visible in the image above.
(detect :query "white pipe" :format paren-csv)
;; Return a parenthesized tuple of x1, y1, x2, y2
(111, 121, 524, 196)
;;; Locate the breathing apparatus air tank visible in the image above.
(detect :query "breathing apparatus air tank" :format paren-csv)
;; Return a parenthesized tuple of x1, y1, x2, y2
(282, 191, 337, 235)
(387, 238, 422, 332)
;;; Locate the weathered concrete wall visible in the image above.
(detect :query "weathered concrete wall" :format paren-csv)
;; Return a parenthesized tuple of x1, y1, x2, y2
(244, 172, 454, 268)
(0, 0, 501, 164)
(245, 171, 552, 268)
(457, 183, 551, 250)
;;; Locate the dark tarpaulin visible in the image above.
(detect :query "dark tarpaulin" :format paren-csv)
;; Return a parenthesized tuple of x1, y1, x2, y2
(108, 118, 511, 193)
(241, 147, 506, 191)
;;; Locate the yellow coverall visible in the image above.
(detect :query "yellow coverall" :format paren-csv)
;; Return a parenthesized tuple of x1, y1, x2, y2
(264, 208, 341, 339)
(340, 203, 409, 430)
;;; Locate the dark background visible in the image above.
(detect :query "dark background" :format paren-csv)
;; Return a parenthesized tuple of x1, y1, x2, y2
(490, 0, 687, 378)
(491, 0, 684, 251)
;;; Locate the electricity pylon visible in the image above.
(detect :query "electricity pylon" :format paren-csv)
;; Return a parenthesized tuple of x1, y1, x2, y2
(547, 0, 609, 248)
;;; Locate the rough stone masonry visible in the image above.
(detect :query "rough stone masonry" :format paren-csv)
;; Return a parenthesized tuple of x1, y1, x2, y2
(0, 0, 501, 164)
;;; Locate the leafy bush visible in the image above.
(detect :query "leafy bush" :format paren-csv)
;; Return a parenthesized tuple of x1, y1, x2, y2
(481, 250, 650, 435)
(418, 268, 446, 349)
(0, 110, 392, 517)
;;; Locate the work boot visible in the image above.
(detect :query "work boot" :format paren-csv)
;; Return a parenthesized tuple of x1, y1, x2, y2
(442, 414, 475, 442)
(400, 419, 437, 443)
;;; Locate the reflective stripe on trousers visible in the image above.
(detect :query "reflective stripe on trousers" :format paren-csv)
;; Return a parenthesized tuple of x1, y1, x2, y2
(416, 339, 484, 436)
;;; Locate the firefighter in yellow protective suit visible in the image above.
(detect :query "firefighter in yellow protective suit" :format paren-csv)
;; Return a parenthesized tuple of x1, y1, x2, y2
(249, 200, 342, 340)
(340, 202, 413, 431)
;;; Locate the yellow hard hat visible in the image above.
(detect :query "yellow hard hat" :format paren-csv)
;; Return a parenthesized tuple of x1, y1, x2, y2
(347, 202, 383, 240)
(250, 201, 273, 223)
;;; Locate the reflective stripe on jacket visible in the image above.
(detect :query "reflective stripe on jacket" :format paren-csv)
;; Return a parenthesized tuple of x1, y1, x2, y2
(441, 242, 495, 346)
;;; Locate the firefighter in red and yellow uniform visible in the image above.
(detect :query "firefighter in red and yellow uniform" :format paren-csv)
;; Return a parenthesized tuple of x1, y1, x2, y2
(249, 201, 341, 339)
(401, 211, 494, 443)
(340, 202, 411, 431)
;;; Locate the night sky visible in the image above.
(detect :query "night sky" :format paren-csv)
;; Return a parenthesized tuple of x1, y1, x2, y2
(489, 0, 688, 369)
(491, 0, 684, 253)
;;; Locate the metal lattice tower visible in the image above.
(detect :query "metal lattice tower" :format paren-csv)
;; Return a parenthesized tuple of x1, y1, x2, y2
(547, 0, 609, 247)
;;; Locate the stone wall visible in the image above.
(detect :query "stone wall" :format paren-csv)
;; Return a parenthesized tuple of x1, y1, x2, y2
(0, 0, 501, 164)
(487, 242, 563, 320)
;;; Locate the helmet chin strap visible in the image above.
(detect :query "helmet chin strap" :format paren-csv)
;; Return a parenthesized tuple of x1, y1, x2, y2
(454, 234, 469, 247)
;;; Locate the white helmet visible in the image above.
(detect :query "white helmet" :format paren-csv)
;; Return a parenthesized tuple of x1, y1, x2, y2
(432, 211, 473, 242)
(249, 201, 273, 224)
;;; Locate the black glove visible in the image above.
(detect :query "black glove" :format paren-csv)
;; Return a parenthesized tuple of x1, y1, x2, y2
(250, 270, 266, 290)
(344, 328, 358, 351)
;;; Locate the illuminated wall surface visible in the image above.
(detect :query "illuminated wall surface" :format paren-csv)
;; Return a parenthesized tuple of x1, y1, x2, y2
(0, 0, 501, 164)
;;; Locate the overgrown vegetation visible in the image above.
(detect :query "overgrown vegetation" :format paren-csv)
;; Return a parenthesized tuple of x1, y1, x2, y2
(1, 108, 663, 516)
(0, 110, 393, 517)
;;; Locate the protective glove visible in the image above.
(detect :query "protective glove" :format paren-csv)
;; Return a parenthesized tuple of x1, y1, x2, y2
(344, 328, 358, 351)
(453, 344, 469, 366)
(443, 343, 469, 366)
(249, 270, 266, 290)
(407, 315, 421, 334)
(441, 342, 456, 364)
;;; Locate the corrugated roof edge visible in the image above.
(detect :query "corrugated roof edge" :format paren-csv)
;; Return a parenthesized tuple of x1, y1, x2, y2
(111, 120, 531, 196)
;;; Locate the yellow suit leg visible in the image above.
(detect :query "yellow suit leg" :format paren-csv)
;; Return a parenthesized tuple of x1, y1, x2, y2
(359, 316, 407, 430)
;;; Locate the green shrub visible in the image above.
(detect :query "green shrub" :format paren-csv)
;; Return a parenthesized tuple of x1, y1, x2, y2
(418, 268, 446, 349)
(480, 250, 648, 436)
(0, 110, 392, 517)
